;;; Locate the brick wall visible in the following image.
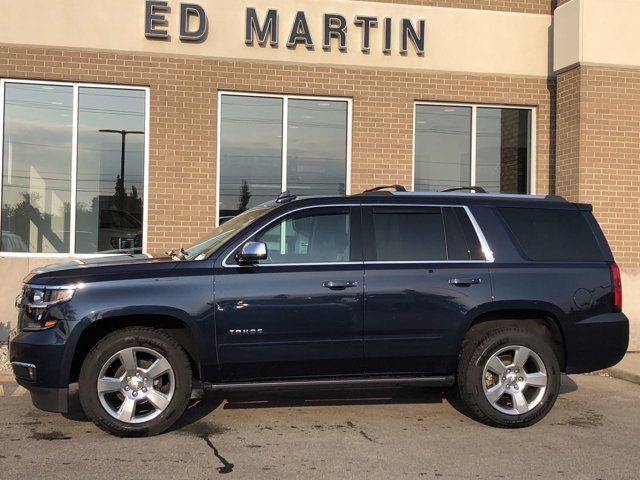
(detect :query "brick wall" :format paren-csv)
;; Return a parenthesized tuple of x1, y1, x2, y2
(0, 45, 553, 256)
(556, 65, 640, 267)
(556, 67, 581, 201)
(359, 0, 555, 15)
(579, 66, 640, 267)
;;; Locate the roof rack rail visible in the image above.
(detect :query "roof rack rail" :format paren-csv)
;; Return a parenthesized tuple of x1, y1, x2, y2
(363, 184, 407, 193)
(276, 191, 297, 203)
(441, 186, 487, 194)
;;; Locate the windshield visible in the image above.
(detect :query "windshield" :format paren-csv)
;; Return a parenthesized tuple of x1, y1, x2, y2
(183, 204, 277, 260)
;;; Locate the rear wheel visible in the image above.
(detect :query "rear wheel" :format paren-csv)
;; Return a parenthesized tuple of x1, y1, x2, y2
(457, 325, 560, 428)
(79, 327, 192, 437)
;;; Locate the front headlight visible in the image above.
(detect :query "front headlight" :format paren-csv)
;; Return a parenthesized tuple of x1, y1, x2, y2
(26, 285, 78, 308)
(18, 284, 81, 331)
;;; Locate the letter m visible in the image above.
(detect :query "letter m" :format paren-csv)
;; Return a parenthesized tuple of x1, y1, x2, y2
(245, 8, 279, 46)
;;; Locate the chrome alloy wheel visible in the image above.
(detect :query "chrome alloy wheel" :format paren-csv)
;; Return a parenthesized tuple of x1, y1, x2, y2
(482, 345, 548, 415)
(97, 347, 175, 424)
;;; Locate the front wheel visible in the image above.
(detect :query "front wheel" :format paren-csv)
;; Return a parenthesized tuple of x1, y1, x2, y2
(457, 325, 561, 428)
(79, 327, 192, 437)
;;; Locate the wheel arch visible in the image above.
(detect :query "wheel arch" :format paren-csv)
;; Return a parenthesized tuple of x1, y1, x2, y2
(463, 308, 567, 371)
(68, 314, 201, 384)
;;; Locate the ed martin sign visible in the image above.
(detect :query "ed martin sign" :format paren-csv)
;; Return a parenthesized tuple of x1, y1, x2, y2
(144, 1, 426, 56)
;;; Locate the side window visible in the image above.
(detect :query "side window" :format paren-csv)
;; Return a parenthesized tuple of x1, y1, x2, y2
(369, 207, 447, 261)
(497, 207, 604, 262)
(255, 209, 351, 264)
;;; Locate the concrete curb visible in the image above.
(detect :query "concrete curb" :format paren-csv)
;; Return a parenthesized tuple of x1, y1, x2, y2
(605, 367, 640, 385)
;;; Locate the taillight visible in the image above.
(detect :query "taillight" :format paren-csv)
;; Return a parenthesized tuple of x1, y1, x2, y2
(611, 263, 622, 312)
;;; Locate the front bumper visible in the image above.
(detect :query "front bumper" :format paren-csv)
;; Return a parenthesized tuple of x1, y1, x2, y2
(565, 312, 629, 374)
(9, 328, 71, 413)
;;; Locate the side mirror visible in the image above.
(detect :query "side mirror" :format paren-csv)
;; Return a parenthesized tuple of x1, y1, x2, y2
(235, 241, 267, 264)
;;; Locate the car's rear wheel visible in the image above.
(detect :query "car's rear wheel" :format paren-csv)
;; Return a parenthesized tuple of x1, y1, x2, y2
(79, 327, 192, 437)
(457, 325, 560, 428)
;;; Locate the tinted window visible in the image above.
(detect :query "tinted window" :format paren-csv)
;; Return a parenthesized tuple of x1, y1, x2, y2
(498, 207, 604, 262)
(1, 83, 73, 253)
(76, 88, 146, 253)
(414, 105, 471, 191)
(256, 209, 350, 264)
(371, 208, 446, 261)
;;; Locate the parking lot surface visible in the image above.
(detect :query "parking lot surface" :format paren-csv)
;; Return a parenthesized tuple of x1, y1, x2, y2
(1, 375, 639, 479)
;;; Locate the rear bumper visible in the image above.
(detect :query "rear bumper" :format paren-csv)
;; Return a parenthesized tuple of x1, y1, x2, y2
(565, 312, 629, 374)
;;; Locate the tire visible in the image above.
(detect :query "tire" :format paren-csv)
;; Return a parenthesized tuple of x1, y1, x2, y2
(79, 327, 192, 437)
(457, 325, 560, 428)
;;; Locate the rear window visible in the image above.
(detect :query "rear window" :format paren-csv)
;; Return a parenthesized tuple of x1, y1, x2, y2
(497, 207, 604, 262)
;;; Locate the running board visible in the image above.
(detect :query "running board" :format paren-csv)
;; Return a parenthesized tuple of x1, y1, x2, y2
(202, 376, 455, 392)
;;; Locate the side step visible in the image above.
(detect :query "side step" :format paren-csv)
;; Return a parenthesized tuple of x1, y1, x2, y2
(202, 376, 455, 392)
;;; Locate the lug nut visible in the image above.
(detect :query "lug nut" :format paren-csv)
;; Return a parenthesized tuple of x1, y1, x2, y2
(514, 385, 519, 390)
(507, 369, 511, 373)
(515, 369, 519, 373)
(144, 377, 148, 382)
(502, 377, 506, 381)
(142, 387, 147, 393)
(132, 391, 138, 397)
(124, 386, 130, 391)
(126, 376, 131, 381)
(518, 377, 524, 382)
(506, 385, 510, 389)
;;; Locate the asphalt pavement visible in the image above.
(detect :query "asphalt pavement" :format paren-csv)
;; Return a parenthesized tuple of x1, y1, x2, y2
(1, 374, 639, 479)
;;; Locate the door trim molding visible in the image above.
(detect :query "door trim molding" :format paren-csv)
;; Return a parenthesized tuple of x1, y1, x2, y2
(202, 375, 455, 391)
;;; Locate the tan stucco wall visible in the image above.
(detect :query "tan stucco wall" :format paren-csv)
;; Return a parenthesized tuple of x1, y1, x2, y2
(622, 269, 640, 351)
(554, 0, 640, 73)
(0, 0, 551, 77)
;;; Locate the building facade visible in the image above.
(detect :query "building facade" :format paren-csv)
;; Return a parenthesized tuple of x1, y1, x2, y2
(0, 0, 639, 349)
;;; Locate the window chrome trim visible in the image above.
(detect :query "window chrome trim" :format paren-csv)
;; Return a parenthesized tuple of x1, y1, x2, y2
(221, 203, 494, 267)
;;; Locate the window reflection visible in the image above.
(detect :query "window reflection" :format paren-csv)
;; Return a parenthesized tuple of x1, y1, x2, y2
(287, 100, 347, 196)
(218, 94, 349, 222)
(1, 83, 73, 253)
(414, 105, 471, 191)
(75, 88, 146, 253)
(476, 108, 531, 194)
(219, 95, 283, 220)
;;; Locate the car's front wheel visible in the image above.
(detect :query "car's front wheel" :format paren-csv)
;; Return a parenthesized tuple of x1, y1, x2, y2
(457, 325, 561, 428)
(79, 327, 192, 437)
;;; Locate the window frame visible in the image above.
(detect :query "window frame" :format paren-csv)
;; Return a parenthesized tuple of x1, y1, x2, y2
(216, 91, 353, 227)
(412, 101, 537, 195)
(0, 78, 150, 258)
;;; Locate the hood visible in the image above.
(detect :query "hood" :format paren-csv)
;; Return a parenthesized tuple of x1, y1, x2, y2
(24, 254, 180, 286)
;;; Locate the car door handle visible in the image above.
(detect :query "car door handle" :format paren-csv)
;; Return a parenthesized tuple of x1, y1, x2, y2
(448, 278, 482, 286)
(323, 281, 358, 290)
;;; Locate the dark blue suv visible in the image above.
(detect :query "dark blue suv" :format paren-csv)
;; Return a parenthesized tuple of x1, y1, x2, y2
(9, 187, 629, 436)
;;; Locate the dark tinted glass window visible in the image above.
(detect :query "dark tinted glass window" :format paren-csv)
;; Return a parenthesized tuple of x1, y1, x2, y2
(498, 207, 604, 262)
(256, 209, 350, 264)
(371, 208, 446, 261)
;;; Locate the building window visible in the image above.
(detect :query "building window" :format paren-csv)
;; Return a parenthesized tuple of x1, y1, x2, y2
(217, 92, 350, 222)
(414, 103, 534, 193)
(0, 80, 148, 255)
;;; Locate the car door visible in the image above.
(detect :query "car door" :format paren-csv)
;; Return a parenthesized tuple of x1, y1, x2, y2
(362, 204, 493, 375)
(213, 205, 364, 381)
